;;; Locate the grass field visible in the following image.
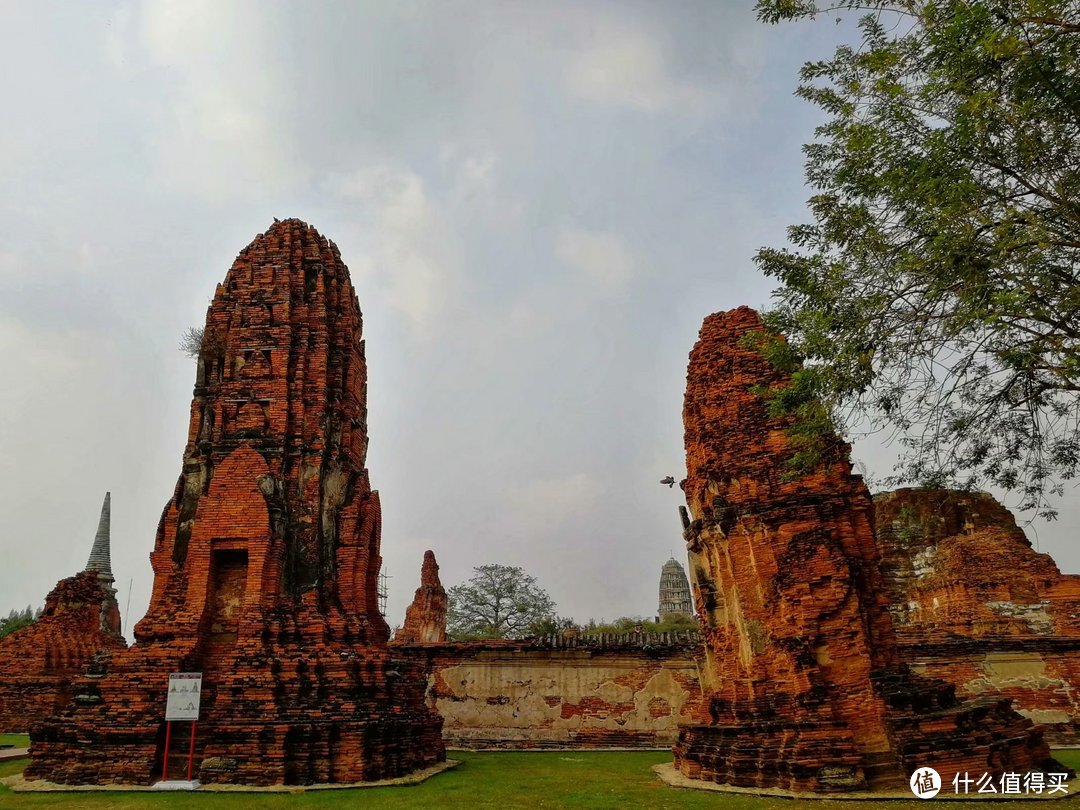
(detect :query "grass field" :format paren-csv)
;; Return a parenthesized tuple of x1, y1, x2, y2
(1, 744, 1079, 809)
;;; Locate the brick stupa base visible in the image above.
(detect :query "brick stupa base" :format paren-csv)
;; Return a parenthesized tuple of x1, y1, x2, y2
(27, 614, 442, 785)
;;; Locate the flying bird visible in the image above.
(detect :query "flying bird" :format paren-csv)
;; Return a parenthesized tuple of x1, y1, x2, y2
(660, 476, 675, 488)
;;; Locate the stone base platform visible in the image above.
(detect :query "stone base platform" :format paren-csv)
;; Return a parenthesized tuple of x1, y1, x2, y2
(2, 758, 458, 793)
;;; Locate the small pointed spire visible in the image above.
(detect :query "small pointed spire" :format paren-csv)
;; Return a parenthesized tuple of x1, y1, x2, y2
(85, 492, 113, 581)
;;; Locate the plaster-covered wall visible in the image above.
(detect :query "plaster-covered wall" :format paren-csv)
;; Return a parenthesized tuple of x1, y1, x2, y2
(400, 633, 703, 749)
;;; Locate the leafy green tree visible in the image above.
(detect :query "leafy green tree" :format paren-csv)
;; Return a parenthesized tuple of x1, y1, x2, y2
(447, 564, 556, 640)
(524, 615, 577, 637)
(0, 605, 37, 640)
(755, 0, 1080, 517)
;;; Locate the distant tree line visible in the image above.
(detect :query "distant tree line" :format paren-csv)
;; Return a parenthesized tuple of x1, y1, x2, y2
(446, 563, 700, 641)
(0, 605, 42, 640)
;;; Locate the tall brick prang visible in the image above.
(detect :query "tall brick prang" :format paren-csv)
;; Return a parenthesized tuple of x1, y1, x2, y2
(0, 493, 125, 733)
(27, 219, 444, 786)
(674, 306, 1063, 792)
(657, 558, 693, 620)
(396, 551, 448, 644)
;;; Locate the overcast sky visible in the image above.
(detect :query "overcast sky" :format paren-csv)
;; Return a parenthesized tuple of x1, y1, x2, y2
(1, 1, 1076, 633)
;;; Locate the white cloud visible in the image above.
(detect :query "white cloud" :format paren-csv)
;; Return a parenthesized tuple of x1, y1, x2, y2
(329, 163, 461, 336)
(135, 0, 301, 199)
(103, 4, 134, 69)
(565, 24, 707, 113)
(439, 144, 498, 197)
(556, 226, 638, 292)
(506, 472, 603, 525)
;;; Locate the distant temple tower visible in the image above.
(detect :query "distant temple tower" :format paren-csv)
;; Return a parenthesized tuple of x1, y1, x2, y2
(85, 492, 120, 634)
(658, 557, 693, 620)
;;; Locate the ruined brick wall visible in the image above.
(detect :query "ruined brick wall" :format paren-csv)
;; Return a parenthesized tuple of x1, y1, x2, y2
(400, 633, 703, 749)
(675, 307, 1060, 792)
(27, 220, 443, 786)
(0, 571, 126, 732)
(876, 488, 1080, 743)
(876, 489, 1080, 641)
(904, 641, 1080, 746)
(396, 550, 447, 644)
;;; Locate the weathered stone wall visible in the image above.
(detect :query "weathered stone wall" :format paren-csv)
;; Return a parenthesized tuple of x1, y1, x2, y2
(400, 633, 704, 749)
(876, 488, 1080, 744)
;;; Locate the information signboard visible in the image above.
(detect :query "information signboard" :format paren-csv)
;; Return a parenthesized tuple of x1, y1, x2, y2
(165, 672, 202, 721)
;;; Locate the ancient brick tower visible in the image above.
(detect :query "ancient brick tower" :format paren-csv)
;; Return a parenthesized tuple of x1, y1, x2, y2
(395, 551, 448, 644)
(27, 219, 444, 786)
(657, 558, 693, 620)
(674, 306, 1061, 792)
(0, 493, 125, 732)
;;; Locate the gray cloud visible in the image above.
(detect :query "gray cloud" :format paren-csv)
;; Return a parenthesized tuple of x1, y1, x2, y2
(2, 1, 1075, 634)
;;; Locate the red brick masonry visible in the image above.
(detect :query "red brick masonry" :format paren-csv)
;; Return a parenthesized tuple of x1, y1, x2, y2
(877, 488, 1080, 744)
(0, 571, 125, 733)
(26, 219, 443, 786)
(674, 307, 1063, 792)
(396, 551, 448, 644)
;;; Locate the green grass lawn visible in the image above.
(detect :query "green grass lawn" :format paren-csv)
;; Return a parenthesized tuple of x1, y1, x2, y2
(1, 749, 1078, 809)
(0, 734, 29, 748)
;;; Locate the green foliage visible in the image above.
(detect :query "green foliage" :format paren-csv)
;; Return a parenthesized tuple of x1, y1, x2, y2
(523, 614, 576, 637)
(582, 613, 699, 635)
(446, 564, 556, 640)
(0, 606, 37, 640)
(895, 503, 926, 544)
(755, 0, 1080, 518)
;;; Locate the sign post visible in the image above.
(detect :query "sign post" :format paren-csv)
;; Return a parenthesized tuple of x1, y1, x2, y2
(154, 672, 202, 790)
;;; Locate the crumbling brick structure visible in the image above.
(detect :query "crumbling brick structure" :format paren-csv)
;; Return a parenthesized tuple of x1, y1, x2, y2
(0, 493, 125, 732)
(395, 551, 448, 644)
(27, 219, 444, 786)
(674, 306, 1062, 792)
(876, 488, 1080, 743)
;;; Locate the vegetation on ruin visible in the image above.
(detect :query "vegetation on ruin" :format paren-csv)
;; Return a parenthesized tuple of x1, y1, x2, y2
(0, 606, 40, 640)
(755, 0, 1080, 518)
(178, 326, 204, 359)
(2, 748, 1080, 808)
(178, 325, 227, 360)
(446, 564, 556, 640)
